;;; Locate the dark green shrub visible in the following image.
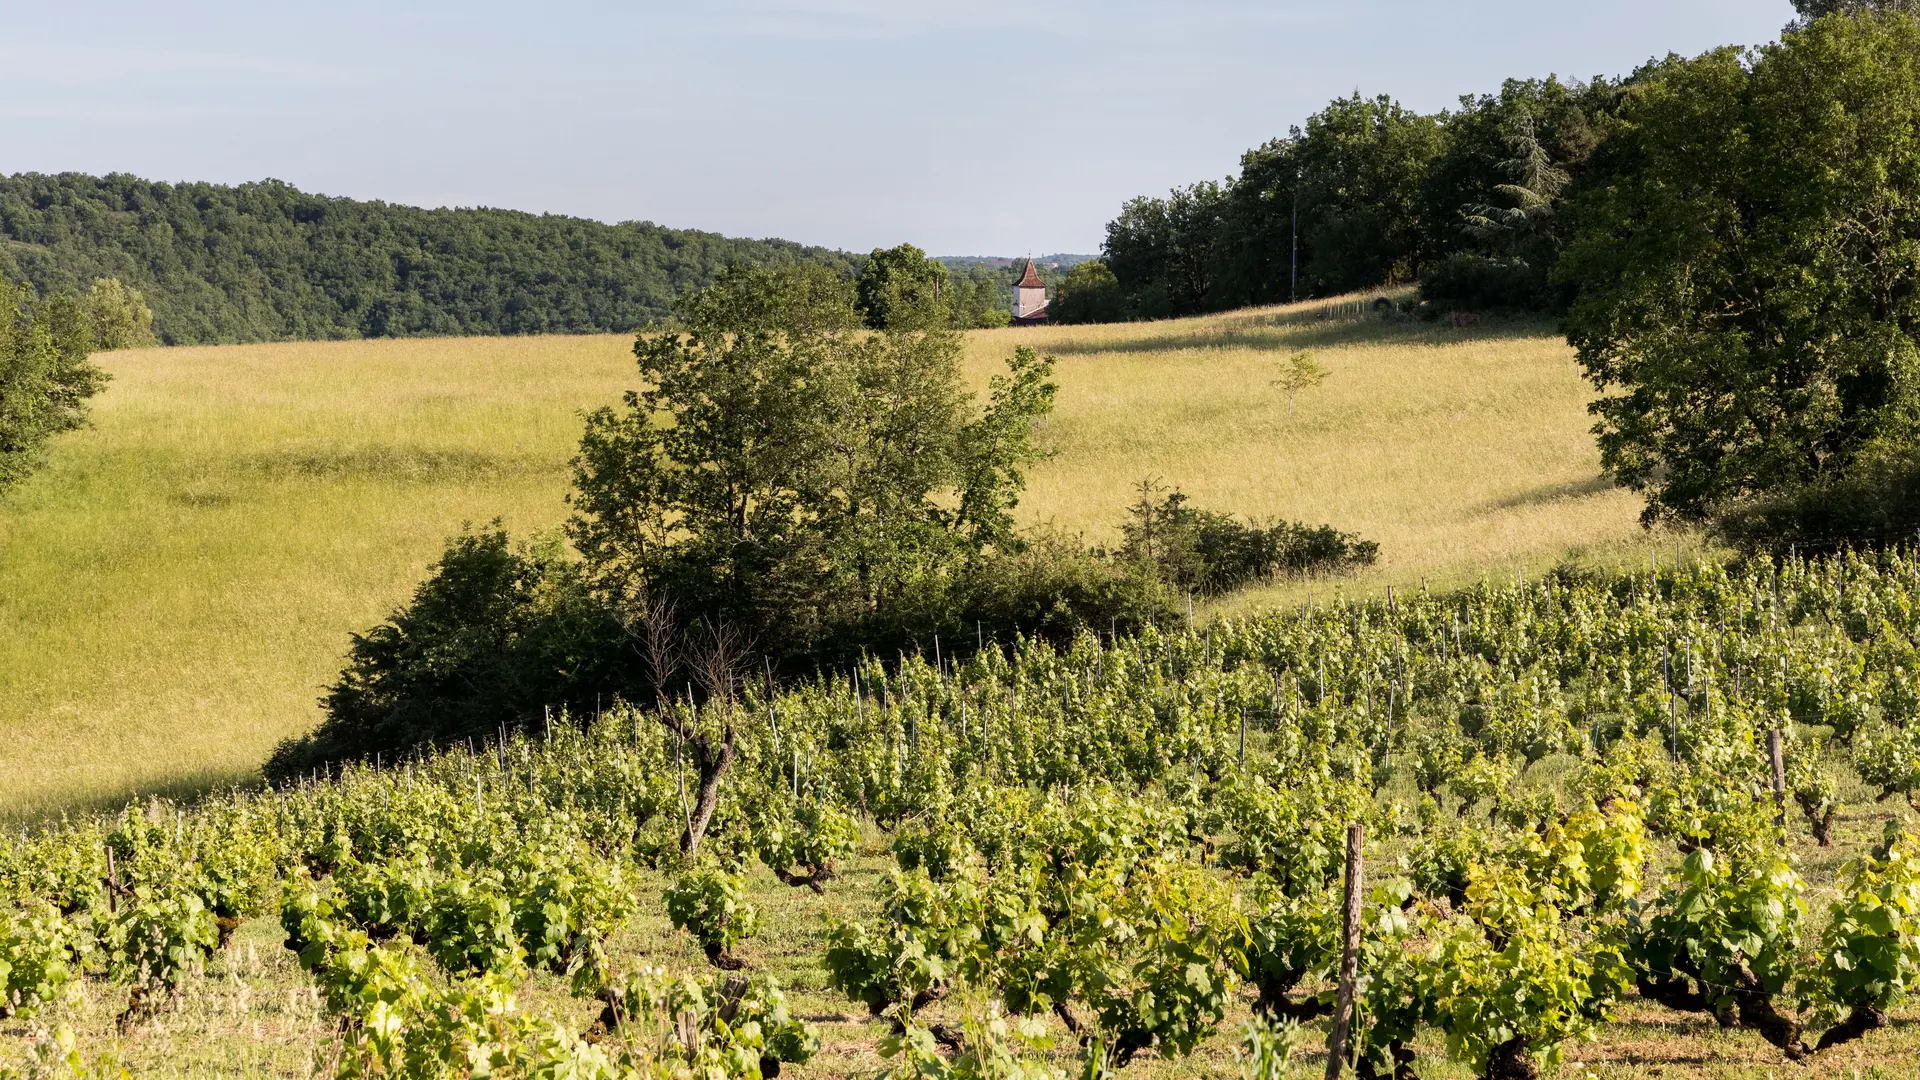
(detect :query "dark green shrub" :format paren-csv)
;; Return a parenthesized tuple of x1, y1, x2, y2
(1712, 452, 1920, 554)
(801, 532, 1170, 667)
(265, 527, 636, 779)
(1050, 260, 1129, 324)
(1117, 482, 1377, 595)
(1418, 252, 1548, 312)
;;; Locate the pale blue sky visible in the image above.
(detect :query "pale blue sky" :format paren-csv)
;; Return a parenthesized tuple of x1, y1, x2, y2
(2, 1, 1788, 255)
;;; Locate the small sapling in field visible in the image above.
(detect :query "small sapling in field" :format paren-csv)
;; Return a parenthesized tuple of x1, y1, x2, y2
(1271, 350, 1328, 415)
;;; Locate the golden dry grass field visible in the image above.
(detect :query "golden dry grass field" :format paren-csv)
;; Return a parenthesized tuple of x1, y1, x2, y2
(0, 299, 1688, 819)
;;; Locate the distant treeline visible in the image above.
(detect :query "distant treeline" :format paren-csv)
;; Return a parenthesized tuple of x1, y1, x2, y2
(1060, 76, 1616, 322)
(1075, 6, 1918, 323)
(935, 254, 1091, 272)
(0, 173, 861, 345)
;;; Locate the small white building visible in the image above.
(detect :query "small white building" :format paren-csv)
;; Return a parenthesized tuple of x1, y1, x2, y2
(1012, 258, 1048, 324)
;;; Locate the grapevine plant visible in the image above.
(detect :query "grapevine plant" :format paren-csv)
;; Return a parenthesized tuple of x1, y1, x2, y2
(1629, 848, 1808, 1054)
(1808, 823, 1920, 1049)
(666, 866, 761, 970)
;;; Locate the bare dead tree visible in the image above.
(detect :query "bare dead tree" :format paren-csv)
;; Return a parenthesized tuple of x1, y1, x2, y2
(609, 590, 748, 857)
(690, 617, 749, 705)
(635, 590, 681, 709)
(662, 618, 751, 856)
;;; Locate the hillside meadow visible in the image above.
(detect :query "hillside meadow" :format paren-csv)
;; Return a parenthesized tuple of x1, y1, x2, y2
(0, 299, 1684, 819)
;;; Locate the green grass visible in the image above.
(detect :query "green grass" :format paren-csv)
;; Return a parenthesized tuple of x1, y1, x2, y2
(0, 300, 1688, 818)
(0, 335, 634, 818)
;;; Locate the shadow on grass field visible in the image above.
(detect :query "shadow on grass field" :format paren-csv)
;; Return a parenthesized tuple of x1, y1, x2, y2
(1038, 311, 1556, 358)
(1478, 474, 1622, 514)
(0, 296, 1679, 818)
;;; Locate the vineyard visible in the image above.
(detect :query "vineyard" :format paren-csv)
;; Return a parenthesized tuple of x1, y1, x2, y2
(6, 551, 1920, 1078)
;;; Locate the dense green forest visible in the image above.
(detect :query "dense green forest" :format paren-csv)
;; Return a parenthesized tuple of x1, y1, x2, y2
(1072, 3, 1920, 329)
(0, 173, 861, 345)
(1067, 76, 1611, 321)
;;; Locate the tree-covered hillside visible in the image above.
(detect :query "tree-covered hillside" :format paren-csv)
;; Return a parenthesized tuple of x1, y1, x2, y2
(0, 173, 860, 345)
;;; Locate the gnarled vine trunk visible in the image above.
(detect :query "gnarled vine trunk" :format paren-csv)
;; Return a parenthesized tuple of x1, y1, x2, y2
(1484, 1036, 1535, 1080)
(1813, 1004, 1888, 1051)
(1795, 791, 1835, 846)
(680, 724, 736, 856)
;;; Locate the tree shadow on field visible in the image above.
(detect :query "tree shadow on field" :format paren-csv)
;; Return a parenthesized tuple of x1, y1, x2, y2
(1044, 313, 1559, 357)
(247, 446, 550, 484)
(1477, 474, 1619, 514)
(2, 766, 265, 828)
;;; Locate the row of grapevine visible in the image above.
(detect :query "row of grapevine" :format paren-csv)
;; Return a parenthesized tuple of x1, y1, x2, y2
(5, 551, 1920, 1077)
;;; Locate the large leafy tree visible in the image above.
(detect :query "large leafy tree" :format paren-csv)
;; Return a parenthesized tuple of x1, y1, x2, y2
(1, 280, 108, 494)
(855, 244, 1012, 331)
(1560, 13, 1920, 535)
(855, 244, 951, 330)
(1102, 183, 1225, 318)
(1416, 78, 1618, 312)
(570, 264, 1055, 657)
(80, 278, 158, 350)
(1050, 260, 1128, 325)
(1292, 94, 1447, 295)
(1794, 1, 1920, 23)
(1208, 141, 1299, 309)
(1420, 79, 1609, 260)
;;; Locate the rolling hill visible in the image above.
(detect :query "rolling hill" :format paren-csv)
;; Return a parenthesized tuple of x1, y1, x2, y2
(0, 172, 859, 344)
(0, 297, 1683, 818)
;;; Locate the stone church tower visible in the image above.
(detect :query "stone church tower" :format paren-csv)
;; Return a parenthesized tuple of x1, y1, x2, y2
(1012, 258, 1049, 323)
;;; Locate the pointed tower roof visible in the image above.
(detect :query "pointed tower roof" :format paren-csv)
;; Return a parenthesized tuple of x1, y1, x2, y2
(1016, 258, 1045, 289)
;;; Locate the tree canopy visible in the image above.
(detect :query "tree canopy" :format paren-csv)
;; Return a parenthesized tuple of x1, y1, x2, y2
(855, 243, 950, 330)
(1558, 12, 1920, 543)
(1050, 260, 1127, 325)
(569, 264, 1056, 659)
(79, 278, 158, 350)
(0, 280, 110, 494)
(1793, 0, 1920, 21)
(856, 244, 1012, 330)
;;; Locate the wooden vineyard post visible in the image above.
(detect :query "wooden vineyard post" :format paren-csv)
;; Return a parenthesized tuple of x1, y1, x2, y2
(1325, 823, 1365, 1079)
(1769, 729, 1787, 831)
